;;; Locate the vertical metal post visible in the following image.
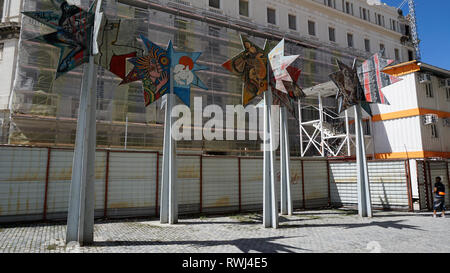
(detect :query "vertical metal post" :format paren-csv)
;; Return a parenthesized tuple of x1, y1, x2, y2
(446, 161, 450, 208)
(327, 160, 331, 207)
(155, 152, 159, 216)
(160, 67, 178, 224)
(66, 55, 98, 245)
(354, 104, 372, 218)
(263, 83, 278, 228)
(301, 160, 305, 209)
(405, 160, 414, 212)
(280, 107, 292, 215)
(43, 147, 51, 221)
(238, 157, 242, 212)
(66, 0, 102, 246)
(345, 110, 351, 156)
(318, 94, 325, 157)
(297, 98, 304, 157)
(103, 150, 110, 218)
(199, 155, 203, 214)
(423, 160, 430, 210)
(124, 115, 128, 150)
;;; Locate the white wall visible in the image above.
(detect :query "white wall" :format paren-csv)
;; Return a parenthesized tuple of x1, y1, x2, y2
(0, 39, 18, 110)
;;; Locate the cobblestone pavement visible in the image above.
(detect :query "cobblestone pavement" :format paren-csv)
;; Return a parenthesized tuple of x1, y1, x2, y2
(0, 209, 449, 253)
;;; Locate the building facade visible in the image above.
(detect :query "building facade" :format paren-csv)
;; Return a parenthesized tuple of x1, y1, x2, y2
(373, 61, 450, 160)
(0, 0, 417, 156)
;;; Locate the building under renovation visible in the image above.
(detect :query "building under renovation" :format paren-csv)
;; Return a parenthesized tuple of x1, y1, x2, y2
(0, 0, 435, 158)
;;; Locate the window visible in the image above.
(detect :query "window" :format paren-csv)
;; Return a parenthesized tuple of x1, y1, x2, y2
(408, 50, 414, 61)
(0, 43, 3, 60)
(325, 0, 335, 8)
(308, 20, 315, 36)
(288, 14, 296, 30)
(345, 1, 350, 14)
(363, 121, 371, 136)
(391, 19, 397, 31)
(431, 124, 439, 138)
(329, 27, 336, 42)
(0, 0, 3, 22)
(267, 7, 276, 25)
(174, 19, 188, 48)
(394, 48, 400, 61)
(209, 0, 220, 9)
(347, 33, 353, 48)
(364, 39, 370, 52)
(239, 0, 249, 17)
(446, 88, 450, 101)
(380, 44, 385, 55)
(362, 8, 367, 20)
(425, 83, 434, 98)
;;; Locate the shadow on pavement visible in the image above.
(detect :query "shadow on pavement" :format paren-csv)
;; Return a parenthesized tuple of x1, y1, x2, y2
(90, 235, 310, 253)
(278, 219, 423, 231)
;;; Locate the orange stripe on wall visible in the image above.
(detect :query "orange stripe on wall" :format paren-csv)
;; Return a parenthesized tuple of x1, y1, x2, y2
(372, 108, 450, 122)
(375, 151, 450, 159)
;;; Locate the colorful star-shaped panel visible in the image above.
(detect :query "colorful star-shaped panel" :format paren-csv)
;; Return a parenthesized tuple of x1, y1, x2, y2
(271, 66, 305, 120)
(95, 18, 144, 79)
(222, 35, 270, 106)
(268, 39, 300, 94)
(329, 59, 367, 114)
(22, 0, 95, 78)
(121, 35, 171, 107)
(329, 50, 401, 115)
(169, 45, 208, 107)
(356, 50, 401, 105)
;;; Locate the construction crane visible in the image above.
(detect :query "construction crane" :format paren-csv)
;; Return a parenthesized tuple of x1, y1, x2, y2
(398, 0, 421, 60)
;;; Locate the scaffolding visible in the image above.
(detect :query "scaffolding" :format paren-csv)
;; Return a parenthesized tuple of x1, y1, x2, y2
(7, 0, 378, 156)
(298, 81, 374, 158)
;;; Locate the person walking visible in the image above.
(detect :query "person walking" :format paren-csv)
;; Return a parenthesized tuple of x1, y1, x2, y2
(433, 176, 446, 218)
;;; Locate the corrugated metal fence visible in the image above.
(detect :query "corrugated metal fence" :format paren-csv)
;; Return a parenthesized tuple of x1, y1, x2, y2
(1, 145, 441, 223)
(329, 160, 413, 209)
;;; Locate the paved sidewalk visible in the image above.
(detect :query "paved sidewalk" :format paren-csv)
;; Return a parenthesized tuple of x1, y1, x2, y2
(0, 209, 448, 253)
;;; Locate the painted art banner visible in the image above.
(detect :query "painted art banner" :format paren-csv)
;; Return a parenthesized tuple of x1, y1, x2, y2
(356, 50, 402, 105)
(329, 59, 368, 114)
(222, 35, 270, 106)
(22, 0, 95, 78)
(94, 18, 144, 79)
(169, 45, 208, 107)
(120, 35, 171, 107)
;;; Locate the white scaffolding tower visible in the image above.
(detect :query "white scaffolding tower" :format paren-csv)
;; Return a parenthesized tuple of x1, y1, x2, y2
(299, 81, 374, 158)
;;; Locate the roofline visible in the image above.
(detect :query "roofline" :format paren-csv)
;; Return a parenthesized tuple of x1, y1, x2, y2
(382, 60, 450, 78)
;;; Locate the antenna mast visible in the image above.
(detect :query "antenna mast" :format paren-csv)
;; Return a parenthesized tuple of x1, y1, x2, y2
(398, 0, 421, 60)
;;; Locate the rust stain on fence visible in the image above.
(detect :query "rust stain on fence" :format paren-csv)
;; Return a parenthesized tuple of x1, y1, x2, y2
(108, 202, 131, 209)
(306, 192, 325, 199)
(214, 196, 230, 207)
(178, 165, 200, 179)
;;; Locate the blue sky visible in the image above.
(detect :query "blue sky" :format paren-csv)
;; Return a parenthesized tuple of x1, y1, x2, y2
(382, 0, 450, 70)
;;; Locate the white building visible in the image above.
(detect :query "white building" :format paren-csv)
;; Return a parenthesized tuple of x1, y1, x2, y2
(373, 61, 450, 160)
(0, 0, 419, 154)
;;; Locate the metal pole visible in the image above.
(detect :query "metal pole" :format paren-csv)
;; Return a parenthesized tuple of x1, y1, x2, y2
(160, 66, 178, 224)
(345, 110, 351, 156)
(263, 81, 278, 228)
(124, 115, 128, 150)
(280, 106, 292, 215)
(65, 0, 104, 245)
(318, 94, 325, 156)
(297, 98, 304, 157)
(66, 55, 98, 245)
(354, 104, 372, 218)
